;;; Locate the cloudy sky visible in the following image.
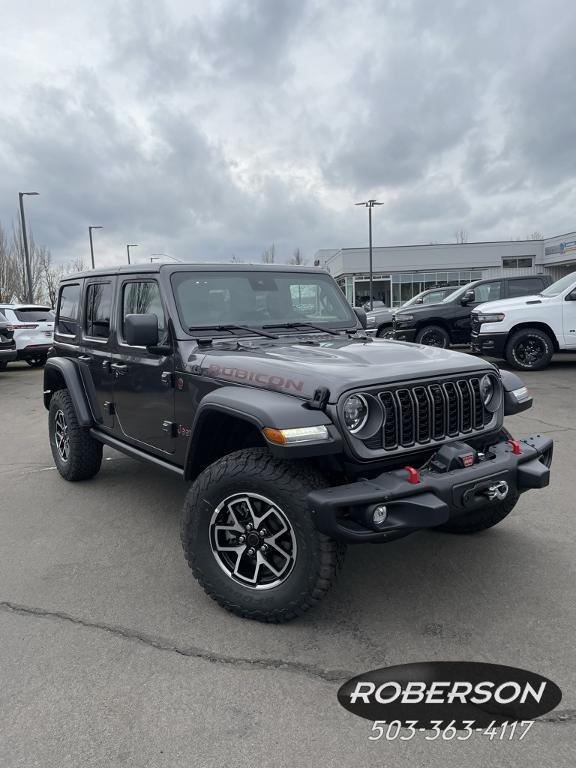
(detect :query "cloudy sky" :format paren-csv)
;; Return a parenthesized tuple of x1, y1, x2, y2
(1, 0, 575, 267)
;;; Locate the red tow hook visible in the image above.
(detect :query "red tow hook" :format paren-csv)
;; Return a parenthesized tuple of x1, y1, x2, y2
(507, 439, 522, 455)
(404, 466, 421, 484)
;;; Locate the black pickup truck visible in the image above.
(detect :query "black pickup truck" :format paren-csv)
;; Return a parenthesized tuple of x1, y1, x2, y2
(393, 274, 552, 348)
(43, 264, 552, 622)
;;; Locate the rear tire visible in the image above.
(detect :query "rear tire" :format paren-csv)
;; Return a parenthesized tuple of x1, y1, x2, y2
(416, 325, 450, 348)
(0, 361, 8, 371)
(505, 328, 554, 371)
(436, 493, 519, 534)
(49, 389, 102, 481)
(180, 448, 345, 622)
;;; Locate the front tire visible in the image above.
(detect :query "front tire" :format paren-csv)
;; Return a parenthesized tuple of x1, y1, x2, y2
(416, 325, 450, 348)
(505, 327, 554, 371)
(49, 389, 102, 481)
(436, 493, 519, 534)
(180, 448, 345, 622)
(377, 325, 395, 338)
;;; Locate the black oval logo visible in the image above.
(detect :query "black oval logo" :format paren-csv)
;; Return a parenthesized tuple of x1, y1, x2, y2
(337, 662, 561, 727)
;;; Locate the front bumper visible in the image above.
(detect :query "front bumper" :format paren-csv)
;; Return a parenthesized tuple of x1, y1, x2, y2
(308, 434, 552, 542)
(392, 327, 417, 343)
(471, 331, 507, 358)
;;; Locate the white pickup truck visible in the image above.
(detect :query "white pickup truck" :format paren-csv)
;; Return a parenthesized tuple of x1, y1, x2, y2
(471, 271, 576, 370)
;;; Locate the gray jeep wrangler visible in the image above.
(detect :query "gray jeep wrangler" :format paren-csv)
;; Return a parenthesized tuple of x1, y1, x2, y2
(44, 264, 553, 622)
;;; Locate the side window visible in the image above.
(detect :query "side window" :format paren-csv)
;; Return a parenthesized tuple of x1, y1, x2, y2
(57, 284, 81, 336)
(122, 281, 166, 341)
(85, 283, 113, 339)
(508, 278, 544, 298)
(473, 281, 502, 303)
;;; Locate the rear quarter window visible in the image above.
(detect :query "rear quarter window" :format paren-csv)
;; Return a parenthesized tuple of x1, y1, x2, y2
(57, 284, 81, 336)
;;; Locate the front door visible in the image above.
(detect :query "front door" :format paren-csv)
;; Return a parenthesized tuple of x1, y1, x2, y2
(562, 289, 576, 348)
(111, 278, 175, 454)
(78, 279, 115, 430)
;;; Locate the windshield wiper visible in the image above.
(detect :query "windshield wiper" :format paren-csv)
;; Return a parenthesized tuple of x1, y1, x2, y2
(262, 322, 344, 336)
(189, 324, 278, 339)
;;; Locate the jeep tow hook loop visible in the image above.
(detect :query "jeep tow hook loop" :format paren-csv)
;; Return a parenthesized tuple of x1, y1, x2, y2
(507, 439, 522, 455)
(404, 466, 420, 484)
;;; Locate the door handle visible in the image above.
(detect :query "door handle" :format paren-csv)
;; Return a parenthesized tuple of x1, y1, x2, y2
(111, 363, 128, 373)
(78, 355, 92, 362)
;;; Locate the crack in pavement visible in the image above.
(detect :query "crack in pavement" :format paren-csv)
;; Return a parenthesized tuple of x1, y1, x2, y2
(0, 600, 353, 683)
(1, 600, 574, 724)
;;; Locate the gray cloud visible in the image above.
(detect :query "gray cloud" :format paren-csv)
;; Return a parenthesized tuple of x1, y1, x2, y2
(0, 0, 574, 268)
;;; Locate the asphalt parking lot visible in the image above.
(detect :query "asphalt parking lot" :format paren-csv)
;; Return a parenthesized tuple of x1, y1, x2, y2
(1, 356, 575, 767)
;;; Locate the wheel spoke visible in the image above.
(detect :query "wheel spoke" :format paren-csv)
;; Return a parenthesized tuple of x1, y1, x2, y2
(210, 492, 297, 590)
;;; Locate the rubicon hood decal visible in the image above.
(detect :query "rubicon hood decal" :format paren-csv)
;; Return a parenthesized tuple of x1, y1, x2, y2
(198, 338, 495, 401)
(337, 661, 561, 727)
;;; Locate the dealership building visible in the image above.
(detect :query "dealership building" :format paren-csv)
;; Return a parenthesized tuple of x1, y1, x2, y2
(315, 230, 576, 307)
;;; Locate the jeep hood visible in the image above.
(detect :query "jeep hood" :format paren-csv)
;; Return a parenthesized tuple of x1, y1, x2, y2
(193, 337, 494, 402)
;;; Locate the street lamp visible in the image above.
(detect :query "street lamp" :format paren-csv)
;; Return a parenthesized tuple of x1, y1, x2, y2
(88, 226, 103, 269)
(18, 192, 39, 303)
(355, 199, 383, 311)
(126, 244, 138, 264)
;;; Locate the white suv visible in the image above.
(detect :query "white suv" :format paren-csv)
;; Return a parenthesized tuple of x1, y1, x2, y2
(471, 271, 576, 370)
(0, 304, 55, 367)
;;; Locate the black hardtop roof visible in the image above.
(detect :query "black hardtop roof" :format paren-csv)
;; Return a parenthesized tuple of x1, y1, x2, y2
(60, 262, 326, 282)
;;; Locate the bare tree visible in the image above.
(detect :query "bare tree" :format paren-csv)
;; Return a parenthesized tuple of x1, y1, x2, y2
(289, 247, 305, 265)
(10, 221, 44, 302)
(64, 256, 87, 274)
(230, 253, 244, 263)
(261, 243, 275, 264)
(0, 223, 19, 303)
(454, 228, 469, 244)
(38, 248, 63, 307)
(527, 230, 544, 240)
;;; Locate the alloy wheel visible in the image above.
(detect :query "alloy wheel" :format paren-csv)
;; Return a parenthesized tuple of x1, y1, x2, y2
(54, 410, 70, 461)
(514, 337, 545, 366)
(209, 492, 297, 590)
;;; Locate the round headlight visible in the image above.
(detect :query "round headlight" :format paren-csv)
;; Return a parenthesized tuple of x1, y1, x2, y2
(480, 374, 502, 412)
(343, 394, 369, 433)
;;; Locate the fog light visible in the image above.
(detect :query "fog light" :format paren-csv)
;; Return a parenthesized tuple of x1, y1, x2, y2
(372, 505, 388, 526)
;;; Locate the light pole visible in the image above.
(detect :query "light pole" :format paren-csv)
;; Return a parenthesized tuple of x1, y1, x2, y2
(126, 244, 138, 264)
(88, 226, 103, 269)
(355, 199, 383, 310)
(18, 192, 39, 303)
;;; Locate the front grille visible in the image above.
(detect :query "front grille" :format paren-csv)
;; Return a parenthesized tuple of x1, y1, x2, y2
(471, 315, 481, 332)
(361, 376, 494, 452)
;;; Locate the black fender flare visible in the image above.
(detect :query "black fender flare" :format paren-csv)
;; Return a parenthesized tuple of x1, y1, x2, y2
(184, 386, 342, 479)
(499, 369, 533, 415)
(43, 358, 95, 427)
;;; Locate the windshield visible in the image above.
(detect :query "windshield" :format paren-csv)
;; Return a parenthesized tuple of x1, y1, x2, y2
(171, 271, 357, 335)
(540, 271, 576, 297)
(441, 281, 477, 303)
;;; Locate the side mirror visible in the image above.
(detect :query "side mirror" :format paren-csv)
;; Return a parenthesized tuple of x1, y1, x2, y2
(124, 314, 159, 347)
(354, 307, 368, 329)
(461, 289, 475, 306)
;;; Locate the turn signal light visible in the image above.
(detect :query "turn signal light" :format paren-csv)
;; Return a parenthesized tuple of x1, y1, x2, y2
(262, 425, 329, 445)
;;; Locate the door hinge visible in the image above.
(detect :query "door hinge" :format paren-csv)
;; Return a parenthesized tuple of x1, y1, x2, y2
(161, 371, 174, 387)
(162, 420, 177, 436)
(103, 401, 115, 415)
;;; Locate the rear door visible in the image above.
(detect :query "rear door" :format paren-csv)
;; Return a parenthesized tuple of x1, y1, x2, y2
(506, 277, 548, 299)
(110, 277, 175, 455)
(77, 279, 116, 430)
